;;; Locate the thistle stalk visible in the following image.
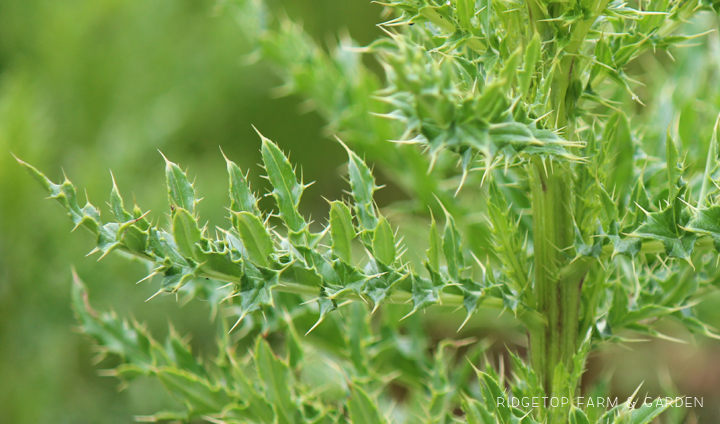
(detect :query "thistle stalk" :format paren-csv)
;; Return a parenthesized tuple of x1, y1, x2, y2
(529, 156, 581, 396)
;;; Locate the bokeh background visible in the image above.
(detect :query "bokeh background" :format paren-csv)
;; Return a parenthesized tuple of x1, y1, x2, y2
(1, 0, 719, 422)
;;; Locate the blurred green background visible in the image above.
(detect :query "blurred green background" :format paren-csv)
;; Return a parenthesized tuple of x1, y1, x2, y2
(1, 0, 720, 422)
(0, 0, 381, 422)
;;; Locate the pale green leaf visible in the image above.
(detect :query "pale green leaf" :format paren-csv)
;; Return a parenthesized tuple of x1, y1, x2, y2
(260, 134, 306, 233)
(372, 216, 395, 265)
(628, 399, 674, 424)
(329, 201, 355, 263)
(569, 406, 590, 424)
(255, 338, 296, 424)
(234, 211, 273, 267)
(109, 172, 132, 222)
(602, 112, 634, 200)
(442, 212, 463, 282)
(225, 154, 259, 214)
(162, 154, 195, 215)
(340, 139, 378, 231)
(427, 214, 441, 272)
(172, 208, 201, 258)
(155, 368, 231, 416)
(348, 385, 387, 424)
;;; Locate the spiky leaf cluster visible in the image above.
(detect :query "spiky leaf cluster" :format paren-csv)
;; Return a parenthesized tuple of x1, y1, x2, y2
(17, 132, 546, 334)
(18, 0, 720, 422)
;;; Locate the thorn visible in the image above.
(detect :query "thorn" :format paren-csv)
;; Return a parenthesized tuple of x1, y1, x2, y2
(228, 312, 248, 333)
(457, 312, 473, 333)
(145, 289, 164, 302)
(634, 202, 650, 216)
(455, 170, 468, 197)
(305, 318, 324, 336)
(158, 150, 171, 166)
(333, 134, 351, 153)
(399, 309, 417, 322)
(252, 124, 270, 142)
(219, 145, 231, 164)
(471, 252, 487, 274)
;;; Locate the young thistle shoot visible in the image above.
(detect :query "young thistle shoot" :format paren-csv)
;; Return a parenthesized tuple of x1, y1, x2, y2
(18, 0, 720, 423)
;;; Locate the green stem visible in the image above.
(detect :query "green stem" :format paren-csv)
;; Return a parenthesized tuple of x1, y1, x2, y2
(528, 157, 580, 396)
(117, 245, 546, 330)
(526, 0, 614, 403)
(117, 235, 712, 344)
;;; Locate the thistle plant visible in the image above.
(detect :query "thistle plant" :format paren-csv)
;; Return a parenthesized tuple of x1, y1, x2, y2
(17, 0, 720, 422)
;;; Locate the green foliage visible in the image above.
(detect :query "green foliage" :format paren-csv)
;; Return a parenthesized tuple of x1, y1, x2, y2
(18, 0, 720, 422)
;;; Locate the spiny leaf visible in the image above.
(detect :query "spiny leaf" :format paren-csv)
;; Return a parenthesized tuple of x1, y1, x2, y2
(109, 172, 132, 222)
(372, 215, 396, 265)
(329, 201, 355, 263)
(72, 271, 155, 369)
(698, 115, 720, 207)
(477, 370, 511, 424)
(166, 328, 207, 379)
(348, 385, 387, 424)
(15, 156, 55, 193)
(18, 159, 96, 234)
(407, 270, 444, 316)
(155, 368, 232, 416)
(666, 131, 684, 201)
(229, 263, 278, 329)
(339, 137, 378, 231)
(631, 205, 696, 260)
(307, 296, 337, 336)
(608, 221, 642, 258)
(519, 33, 541, 95)
(569, 406, 590, 424)
(234, 211, 273, 268)
(684, 206, 720, 252)
(442, 210, 464, 282)
(602, 112, 634, 201)
(224, 153, 259, 215)
(226, 355, 275, 423)
(487, 181, 528, 293)
(284, 317, 303, 369)
(172, 208, 201, 258)
(162, 153, 196, 215)
(426, 213, 441, 272)
(254, 338, 297, 424)
(626, 398, 675, 424)
(363, 265, 405, 311)
(259, 131, 306, 233)
(462, 398, 496, 424)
